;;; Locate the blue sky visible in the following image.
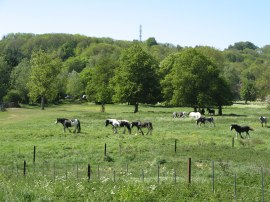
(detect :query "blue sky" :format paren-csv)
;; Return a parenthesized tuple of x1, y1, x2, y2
(0, 0, 269, 50)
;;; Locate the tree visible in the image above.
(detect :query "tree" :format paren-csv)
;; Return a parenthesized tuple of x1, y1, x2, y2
(228, 41, 258, 51)
(111, 44, 161, 113)
(63, 56, 87, 73)
(160, 48, 233, 114)
(85, 64, 114, 112)
(9, 59, 31, 103)
(27, 50, 62, 109)
(145, 37, 158, 47)
(0, 57, 12, 102)
(240, 72, 257, 104)
(83, 43, 120, 112)
(58, 41, 76, 61)
(66, 70, 84, 99)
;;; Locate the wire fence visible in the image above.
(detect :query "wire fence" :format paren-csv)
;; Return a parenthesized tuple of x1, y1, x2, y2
(1, 157, 270, 200)
(0, 140, 270, 200)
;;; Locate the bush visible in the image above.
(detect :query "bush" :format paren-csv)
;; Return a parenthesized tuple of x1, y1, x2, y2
(3, 89, 21, 103)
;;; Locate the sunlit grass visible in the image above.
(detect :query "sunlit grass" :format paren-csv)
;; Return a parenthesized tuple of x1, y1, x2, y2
(0, 102, 270, 200)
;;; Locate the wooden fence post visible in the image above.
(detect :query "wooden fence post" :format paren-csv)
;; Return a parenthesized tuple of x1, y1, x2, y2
(88, 164, 91, 181)
(23, 160, 26, 176)
(175, 139, 177, 153)
(104, 143, 107, 157)
(188, 158, 191, 184)
(33, 146, 36, 164)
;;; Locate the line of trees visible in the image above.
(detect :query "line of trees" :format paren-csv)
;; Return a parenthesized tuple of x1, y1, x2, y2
(1, 33, 270, 113)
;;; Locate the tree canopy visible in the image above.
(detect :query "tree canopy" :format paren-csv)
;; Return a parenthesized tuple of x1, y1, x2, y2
(1, 33, 270, 111)
(27, 50, 62, 109)
(160, 49, 232, 113)
(112, 44, 161, 112)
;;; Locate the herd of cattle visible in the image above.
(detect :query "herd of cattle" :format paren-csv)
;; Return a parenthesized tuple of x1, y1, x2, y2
(55, 110, 267, 139)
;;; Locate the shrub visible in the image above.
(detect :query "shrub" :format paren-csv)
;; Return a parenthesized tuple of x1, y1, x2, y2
(3, 89, 21, 103)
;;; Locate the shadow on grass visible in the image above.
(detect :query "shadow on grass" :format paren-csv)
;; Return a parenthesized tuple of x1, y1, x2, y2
(221, 113, 248, 117)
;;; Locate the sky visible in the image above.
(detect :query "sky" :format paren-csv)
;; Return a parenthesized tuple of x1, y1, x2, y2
(0, 0, 270, 50)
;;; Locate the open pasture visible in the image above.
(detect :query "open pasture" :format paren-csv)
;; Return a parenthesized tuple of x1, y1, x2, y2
(0, 102, 270, 201)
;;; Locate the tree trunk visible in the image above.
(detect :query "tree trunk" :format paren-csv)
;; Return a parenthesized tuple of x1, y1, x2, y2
(134, 103, 138, 113)
(41, 96, 45, 110)
(0, 102, 5, 112)
(193, 106, 198, 112)
(101, 102, 105, 112)
(218, 106, 222, 116)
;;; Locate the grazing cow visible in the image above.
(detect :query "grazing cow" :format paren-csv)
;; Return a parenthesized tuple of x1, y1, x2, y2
(259, 116, 267, 127)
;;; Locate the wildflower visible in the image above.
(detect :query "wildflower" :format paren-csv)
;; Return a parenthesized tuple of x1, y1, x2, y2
(149, 184, 156, 191)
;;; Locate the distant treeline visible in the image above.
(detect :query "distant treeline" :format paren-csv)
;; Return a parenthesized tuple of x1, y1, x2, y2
(0, 33, 269, 110)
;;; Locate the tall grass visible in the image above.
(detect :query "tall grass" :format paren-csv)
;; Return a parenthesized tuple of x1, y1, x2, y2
(0, 102, 269, 200)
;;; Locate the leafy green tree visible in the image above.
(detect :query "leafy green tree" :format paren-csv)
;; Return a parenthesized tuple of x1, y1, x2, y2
(9, 59, 31, 103)
(63, 56, 87, 73)
(86, 63, 114, 112)
(222, 64, 241, 100)
(82, 43, 120, 112)
(161, 48, 232, 114)
(147, 43, 178, 62)
(66, 70, 84, 99)
(240, 72, 257, 104)
(111, 44, 161, 112)
(146, 37, 158, 47)
(195, 46, 225, 70)
(3, 89, 21, 103)
(228, 41, 258, 51)
(58, 41, 76, 61)
(0, 57, 12, 102)
(27, 50, 62, 109)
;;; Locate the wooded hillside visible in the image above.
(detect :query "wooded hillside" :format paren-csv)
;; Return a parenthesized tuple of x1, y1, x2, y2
(1, 33, 270, 110)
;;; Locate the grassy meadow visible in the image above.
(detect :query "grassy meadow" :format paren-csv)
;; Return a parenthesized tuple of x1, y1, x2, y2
(0, 102, 270, 201)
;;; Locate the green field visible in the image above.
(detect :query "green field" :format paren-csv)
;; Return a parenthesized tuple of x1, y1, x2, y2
(0, 102, 269, 201)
